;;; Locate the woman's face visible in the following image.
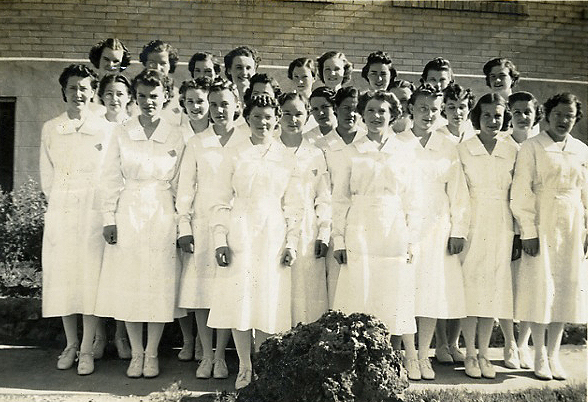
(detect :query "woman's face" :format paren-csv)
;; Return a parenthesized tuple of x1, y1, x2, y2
(409, 94, 442, 132)
(135, 83, 167, 119)
(192, 59, 217, 80)
(363, 98, 392, 133)
(547, 102, 577, 141)
(208, 89, 237, 127)
(335, 96, 359, 132)
(248, 106, 278, 142)
(510, 100, 536, 132)
(322, 57, 345, 89)
(367, 63, 392, 91)
(64, 75, 94, 114)
(291, 66, 314, 98)
(98, 47, 124, 76)
(444, 98, 470, 128)
(479, 102, 505, 137)
(310, 96, 335, 128)
(250, 82, 275, 98)
(183, 88, 209, 122)
(101, 81, 131, 115)
(280, 98, 308, 136)
(488, 65, 513, 93)
(229, 55, 256, 86)
(145, 51, 171, 75)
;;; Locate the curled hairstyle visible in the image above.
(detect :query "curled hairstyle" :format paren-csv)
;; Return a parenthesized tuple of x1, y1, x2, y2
(441, 83, 476, 118)
(361, 51, 397, 83)
(309, 86, 336, 106)
(469, 93, 508, 130)
(58, 64, 98, 102)
(288, 57, 317, 80)
(243, 94, 282, 125)
(483, 57, 520, 89)
(407, 84, 443, 118)
(97, 73, 133, 106)
(89, 38, 131, 71)
(139, 40, 180, 74)
(388, 79, 416, 92)
(208, 78, 241, 121)
(357, 90, 402, 125)
(544, 92, 583, 124)
(278, 91, 310, 120)
(317, 51, 353, 85)
(178, 77, 213, 114)
(334, 86, 360, 109)
(508, 91, 543, 127)
(420, 57, 453, 85)
(131, 69, 174, 107)
(223, 46, 261, 82)
(188, 52, 221, 78)
(243, 73, 282, 104)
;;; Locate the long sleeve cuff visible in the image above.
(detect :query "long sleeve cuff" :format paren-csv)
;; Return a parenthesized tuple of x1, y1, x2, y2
(520, 225, 538, 240)
(286, 234, 299, 251)
(178, 220, 192, 239)
(213, 231, 228, 249)
(333, 235, 346, 251)
(317, 225, 331, 245)
(103, 213, 115, 227)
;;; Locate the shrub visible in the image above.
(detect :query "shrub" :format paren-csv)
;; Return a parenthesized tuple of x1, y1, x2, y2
(237, 310, 409, 402)
(0, 178, 46, 265)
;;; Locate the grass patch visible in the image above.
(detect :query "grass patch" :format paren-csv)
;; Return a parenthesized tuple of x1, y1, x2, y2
(404, 383, 586, 402)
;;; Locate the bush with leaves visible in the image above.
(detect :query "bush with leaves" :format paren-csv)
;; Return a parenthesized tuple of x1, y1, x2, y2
(237, 310, 409, 402)
(0, 178, 46, 266)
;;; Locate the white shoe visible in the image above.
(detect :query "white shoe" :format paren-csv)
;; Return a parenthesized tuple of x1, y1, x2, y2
(519, 345, 533, 369)
(503, 345, 520, 369)
(548, 356, 567, 380)
(534, 349, 552, 380)
(418, 357, 435, 380)
(478, 355, 496, 379)
(464, 355, 481, 378)
(403, 357, 421, 381)
(235, 367, 252, 390)
(435, 345, 453, 364)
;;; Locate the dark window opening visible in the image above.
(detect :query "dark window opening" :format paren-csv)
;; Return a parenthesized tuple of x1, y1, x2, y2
(0, 97, 16, 192)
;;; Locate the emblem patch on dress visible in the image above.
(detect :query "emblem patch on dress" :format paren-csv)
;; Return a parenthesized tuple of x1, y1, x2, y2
(168, 150, 177, 157)
(95, 143, 103, 151)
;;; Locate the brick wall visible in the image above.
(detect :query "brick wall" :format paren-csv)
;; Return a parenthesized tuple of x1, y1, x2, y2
(0, 0, 587, 187)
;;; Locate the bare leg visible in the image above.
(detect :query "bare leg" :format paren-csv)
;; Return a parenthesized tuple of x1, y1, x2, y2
(177, 313, 195, 360)
(232, 329, 252, 369)
(447, 318, 461, 349)
(402, 333, 417, 360)
(434, 319, 448, 350)
(145, 322, 165, 357)
(80, 315, 98, 354)
(419, 317, 437, 359)
(194, 309, 213, 360)
(461, 316, 477, 357)
(214, 329, 231, 361)
(125, 322, 144, 355)
(62, 315, 79, 348)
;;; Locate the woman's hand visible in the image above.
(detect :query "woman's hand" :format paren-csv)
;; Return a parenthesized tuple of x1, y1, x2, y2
(521, 238, 539, 256)
(447, 237, 465, 255)
(511, 235, 522, 261)
(281, 248, 296, 266)
(215, 246, 231, 267)
(333, 249, 347, 265)
(314, 240, 328, 258)
(178, 235, 194, 253)
(103, 225, 117, 245)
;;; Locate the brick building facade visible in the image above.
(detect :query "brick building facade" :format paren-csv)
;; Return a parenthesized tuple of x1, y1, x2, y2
(0, 0, 586, 188)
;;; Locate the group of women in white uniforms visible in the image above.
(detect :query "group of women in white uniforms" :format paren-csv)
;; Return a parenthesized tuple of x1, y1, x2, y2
(39, 38, 587, 389)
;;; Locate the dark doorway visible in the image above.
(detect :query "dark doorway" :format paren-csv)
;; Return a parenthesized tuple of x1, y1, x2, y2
(0, 97, 16, 192)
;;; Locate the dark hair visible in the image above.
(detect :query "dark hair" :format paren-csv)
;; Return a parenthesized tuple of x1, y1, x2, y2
(223, 46, 260, 82)
(309, 86, 336, 106)
(361, 51, 397, 83)
(243, 73, 282, 104)
(131, 69, 174, 107)
(334, 86, 360, 109)
(139, 40, 180, 74)
(208, 78, 241, 120)
(508, 91, 543, 127)
(388, 79, 416, 92)
(407, 84, 443, 118)
(288, 57, 317, 80)
(483, 57, 520, 89)
(543, 92, 583, 124)
(88, 38, 131, 71)
(420, 57, 453, 85)
(317, 51, 353, 85)
(178, 77, 213, 114)
(58, 64, 98, 102)
(97, 74, 133, 106)
(278, 91, 310, 119)
(243, 94, 282, 125)
(470, 93, 508, 130)
(188, 52, 221, 79)
(357, 90, 402, 125)
(441, 83, 476, 118)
